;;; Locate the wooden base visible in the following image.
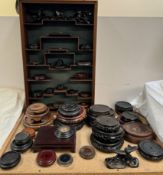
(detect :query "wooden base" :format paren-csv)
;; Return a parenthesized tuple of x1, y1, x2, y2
(32, 126, 76, 152)
(1, 120, 163, 175)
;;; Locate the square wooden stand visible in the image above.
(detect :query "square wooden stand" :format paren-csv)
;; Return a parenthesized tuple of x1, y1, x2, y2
(32, 126, 76, 153)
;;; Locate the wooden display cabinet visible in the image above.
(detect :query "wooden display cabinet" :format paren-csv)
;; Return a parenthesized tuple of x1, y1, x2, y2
(19, 0, 98, 110)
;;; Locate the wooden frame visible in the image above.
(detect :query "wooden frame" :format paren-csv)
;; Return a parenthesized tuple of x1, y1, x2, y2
(19, 0, 98, 110)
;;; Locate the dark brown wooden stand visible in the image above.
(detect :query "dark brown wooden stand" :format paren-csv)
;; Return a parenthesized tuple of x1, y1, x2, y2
(32, 126, 76, 152)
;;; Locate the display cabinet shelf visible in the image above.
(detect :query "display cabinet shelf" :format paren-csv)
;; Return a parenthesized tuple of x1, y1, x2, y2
(70, 79, 93, 82)
(29, 92, 92, 100)
(27, 64, 48, 67)
(71, 64, 93, 67)
(19, 0, 97, 108)
(24, 19, 94, 27)
(78, 49, 93, 52)
(25, 23, 43, 26)
(41, 36, 79, 39)
(66, 93, 79, 97)
(48, 67, 72, 71)
(25, 49, 41, 51)
(27, 79, 52, 82)
(27, 64, 92, 69)
(78, 96, 92, 100)
(54, 89, 67, 93)
(29, 97, 44, 100)
(43, 94, 55, 97)
(27, 65, 72, 71)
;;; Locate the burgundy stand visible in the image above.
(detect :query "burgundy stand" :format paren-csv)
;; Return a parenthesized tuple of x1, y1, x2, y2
(32, 126, 76, 152)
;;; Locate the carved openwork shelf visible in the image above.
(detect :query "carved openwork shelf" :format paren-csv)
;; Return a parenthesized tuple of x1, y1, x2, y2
(19, 0, 97, 108)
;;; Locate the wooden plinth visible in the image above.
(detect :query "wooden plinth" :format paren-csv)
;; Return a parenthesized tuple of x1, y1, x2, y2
(32, 126, 76, 153)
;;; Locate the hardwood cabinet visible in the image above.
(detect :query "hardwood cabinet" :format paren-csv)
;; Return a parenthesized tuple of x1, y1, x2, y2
(19, 0, 98, 110)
